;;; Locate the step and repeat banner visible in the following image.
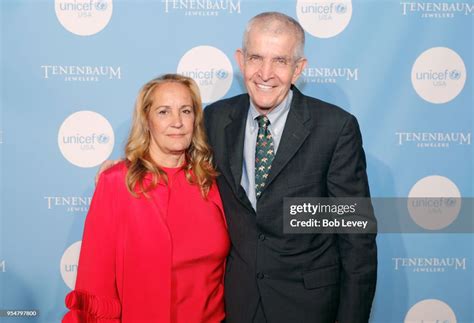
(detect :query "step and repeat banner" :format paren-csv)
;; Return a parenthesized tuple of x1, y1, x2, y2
(1, 0, 473, 322)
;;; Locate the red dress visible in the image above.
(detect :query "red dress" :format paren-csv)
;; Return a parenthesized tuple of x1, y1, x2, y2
(63, 162, 229, 322)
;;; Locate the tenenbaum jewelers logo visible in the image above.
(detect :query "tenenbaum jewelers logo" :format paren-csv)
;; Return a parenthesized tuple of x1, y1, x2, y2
(41, 65, 121, 82)
(60, 241, 82, 290)
(300, 66, 358, 83)
(58, 111, 115, 168)
(44, 196, 92, 213)
(162, 0, 241, 16)
(405, 299, 457, 323)
(401, 2, 474, 19)
(395, 131, 471, 148)
(55, 0, 113, 36)
(408, 175, 461, 230)
(393, 257, 467, 272)
(177, 46, 233, 103)
(296, 0, 352, 38)
(411, 47, 466, 104)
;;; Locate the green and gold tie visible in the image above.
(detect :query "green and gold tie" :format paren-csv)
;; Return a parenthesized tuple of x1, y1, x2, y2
(255, 115, 274, 199)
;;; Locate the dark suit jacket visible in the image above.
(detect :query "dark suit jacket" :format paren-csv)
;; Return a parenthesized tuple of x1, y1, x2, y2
(204, 86, 377, 323)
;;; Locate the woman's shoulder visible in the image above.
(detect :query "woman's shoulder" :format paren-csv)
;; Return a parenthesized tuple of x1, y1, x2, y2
(98, 160, 128, 185)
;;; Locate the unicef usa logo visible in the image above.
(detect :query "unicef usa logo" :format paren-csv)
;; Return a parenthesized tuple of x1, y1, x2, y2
(296, 0, 353, 38)
(334, 3, 347, 14)
(411, 47, 466, 104)
(58, 111, 115, 168)
(55, 0, 113, 36)
(405, 299, 457, 323)
(60, 241, 81, 289)
(62, 132, 110, 145)
(177, 46, 233, 103)
(215, 69, 229, 80)
(96, 133, 110, 143)
(95, 0, 108, 10)
(449, 69, 462, 80)
(408, 175, 461, 230)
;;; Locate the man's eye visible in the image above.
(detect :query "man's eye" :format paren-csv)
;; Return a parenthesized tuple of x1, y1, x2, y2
(275, 58, 288, 65)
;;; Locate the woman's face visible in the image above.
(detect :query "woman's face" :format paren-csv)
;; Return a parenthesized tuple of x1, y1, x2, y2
(147, 82, 195, 162)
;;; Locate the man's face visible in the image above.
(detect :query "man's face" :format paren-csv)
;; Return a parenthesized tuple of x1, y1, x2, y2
(235, 28, 307, 114)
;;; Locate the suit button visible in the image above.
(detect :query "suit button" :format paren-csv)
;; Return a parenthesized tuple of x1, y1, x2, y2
(256, 272, 265, 280)
(258, 234, 266, 241)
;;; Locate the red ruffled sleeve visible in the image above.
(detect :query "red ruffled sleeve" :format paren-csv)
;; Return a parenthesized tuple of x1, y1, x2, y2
(63, 168, 122, 322)
(63, 290, 121, 322)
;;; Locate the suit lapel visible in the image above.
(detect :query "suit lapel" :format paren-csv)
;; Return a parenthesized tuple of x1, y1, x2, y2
(222, 95, 250, 197)
(264, 87, 311, 191)
(217, 88, 311, 208)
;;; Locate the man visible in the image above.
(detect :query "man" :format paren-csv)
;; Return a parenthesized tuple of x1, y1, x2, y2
(97, 11, 376, 323)
(204, 12, 377, 323)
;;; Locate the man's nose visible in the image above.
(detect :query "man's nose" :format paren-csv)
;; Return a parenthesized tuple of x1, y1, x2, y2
(258, 59, 273, 81)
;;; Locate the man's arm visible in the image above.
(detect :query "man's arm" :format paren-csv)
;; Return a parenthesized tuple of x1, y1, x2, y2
(326, 115, 377, 323)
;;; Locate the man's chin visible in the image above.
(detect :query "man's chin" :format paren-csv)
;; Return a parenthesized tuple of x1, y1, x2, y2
(252, 102, 277, 113)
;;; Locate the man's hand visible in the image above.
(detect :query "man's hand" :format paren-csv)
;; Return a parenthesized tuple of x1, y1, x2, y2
(95, 159, 121, 185)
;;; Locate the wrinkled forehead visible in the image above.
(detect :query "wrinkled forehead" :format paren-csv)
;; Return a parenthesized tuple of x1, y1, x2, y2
(246, 29, 298, 57)
(146, 82, 193, 107)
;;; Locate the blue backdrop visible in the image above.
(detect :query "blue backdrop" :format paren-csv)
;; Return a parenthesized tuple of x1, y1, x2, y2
(1, 0, 473, 322)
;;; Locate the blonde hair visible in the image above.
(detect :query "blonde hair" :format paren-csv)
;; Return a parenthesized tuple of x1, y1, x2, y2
(125, 74, 217, 198)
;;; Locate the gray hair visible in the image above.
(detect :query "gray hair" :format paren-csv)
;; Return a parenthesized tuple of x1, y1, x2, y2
(242, 12, 305, 60)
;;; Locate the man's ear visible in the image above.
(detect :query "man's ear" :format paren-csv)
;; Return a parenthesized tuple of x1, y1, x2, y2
(235, 49, 245, 74)
(292, 57, 308, 84)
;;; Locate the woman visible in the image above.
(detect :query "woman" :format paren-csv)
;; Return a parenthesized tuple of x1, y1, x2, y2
(63, 74, 230, 322)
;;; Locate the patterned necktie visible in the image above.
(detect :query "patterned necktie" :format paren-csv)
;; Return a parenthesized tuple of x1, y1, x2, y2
(255, 115, 275, 199)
